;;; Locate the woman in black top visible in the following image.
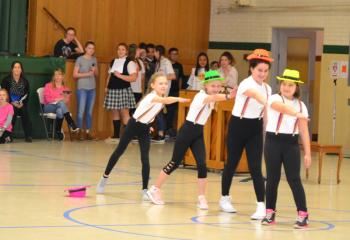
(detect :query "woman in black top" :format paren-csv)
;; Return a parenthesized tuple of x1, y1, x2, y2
(1, 61, 33, 142)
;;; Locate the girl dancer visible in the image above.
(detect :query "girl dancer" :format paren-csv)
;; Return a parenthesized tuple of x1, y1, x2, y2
(97, 73, 189, 199)
(261, 69, 311, 229)
(220, 49, 273, 220)
(0, 89, 14, 144)
(147, 70, 237, 209)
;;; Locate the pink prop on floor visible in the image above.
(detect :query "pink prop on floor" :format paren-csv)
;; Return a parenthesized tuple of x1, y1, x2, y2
(64, 186, 91, 198)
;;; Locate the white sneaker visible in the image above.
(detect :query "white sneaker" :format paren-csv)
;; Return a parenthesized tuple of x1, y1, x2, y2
(197, 195, 209, 210)
(142, 189, 150, 201)
(251, 202, 266, 220)
(146, 185, 164, 205)
(96, 177, 108, 194)
(219, 195, 237, 213)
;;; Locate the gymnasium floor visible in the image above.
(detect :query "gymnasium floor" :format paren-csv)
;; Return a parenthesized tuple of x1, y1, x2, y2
(0, 140, 349, 240)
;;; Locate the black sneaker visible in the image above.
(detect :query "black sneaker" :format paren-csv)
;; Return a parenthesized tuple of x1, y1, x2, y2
(261, 209, 276, 225)
(55, 131, 65, 141)
(70, 125, 79, 133)
(151, 135, 165, 144)
(294, 211, 309, 229)
(25, 137, 32, 143)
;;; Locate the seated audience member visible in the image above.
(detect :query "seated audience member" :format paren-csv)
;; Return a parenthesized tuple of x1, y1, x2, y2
(43, 69, 79, 140)
(53, 27, 84, 59)
(1, 61, 32, 142)
(0, 89, 14, 144)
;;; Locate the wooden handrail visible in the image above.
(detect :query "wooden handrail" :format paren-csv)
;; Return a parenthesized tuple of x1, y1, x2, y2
(43, 7, 66, 32)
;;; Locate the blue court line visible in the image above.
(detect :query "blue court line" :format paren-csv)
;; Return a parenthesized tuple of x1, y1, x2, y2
(0, 201, 348, 236)
(63, 202, 191, 240)
(232, 201, 350, 213)
(191, 214, 335, 232)
(0, 222, 196, 229)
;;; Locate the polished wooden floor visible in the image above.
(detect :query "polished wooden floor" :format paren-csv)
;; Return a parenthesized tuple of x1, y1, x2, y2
(0, 140, 349, 240)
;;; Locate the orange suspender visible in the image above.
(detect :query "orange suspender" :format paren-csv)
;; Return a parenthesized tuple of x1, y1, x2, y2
(194, 104, 208, 124)
(136, 104, 163, 124)
(275, 95, 285, 135)
(275, 95, 302, 135)
(240, 83, 268, 119)
(292, 100, 302, 136)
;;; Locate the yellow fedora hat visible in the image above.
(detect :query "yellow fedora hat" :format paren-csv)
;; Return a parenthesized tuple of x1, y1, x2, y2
(277, 69, 304, 84)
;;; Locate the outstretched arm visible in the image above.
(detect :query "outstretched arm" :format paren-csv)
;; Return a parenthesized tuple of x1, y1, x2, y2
(152, 96, 190, 105)
(203, 87, 237, 104)
(243, 89, 267, 105)
(270, 102, 308, 120)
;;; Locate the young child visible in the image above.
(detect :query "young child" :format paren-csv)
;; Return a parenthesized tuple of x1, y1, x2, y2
(97, 73, 190, 199)
(147, 70, 237, 209)
(0, 89, 14, 144)
(220, 49, 273, 220)
(261, 69, 311, 229)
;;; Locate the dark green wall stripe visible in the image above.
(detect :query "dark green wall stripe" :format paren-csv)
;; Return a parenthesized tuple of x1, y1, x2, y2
(209, 42, 349, 55)
(323, 45, 349, 54)
(208, 41, 271, 51)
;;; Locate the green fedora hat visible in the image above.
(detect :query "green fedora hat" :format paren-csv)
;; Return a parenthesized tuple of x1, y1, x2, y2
(277, 69, 304, 84)
(201, 70, 225, 84)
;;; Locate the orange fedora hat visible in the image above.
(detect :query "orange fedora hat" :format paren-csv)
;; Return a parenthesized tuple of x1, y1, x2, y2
(246, 49, 274, 63)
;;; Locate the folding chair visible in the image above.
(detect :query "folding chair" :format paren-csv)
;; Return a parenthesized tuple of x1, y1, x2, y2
(36, 87, 57, 140)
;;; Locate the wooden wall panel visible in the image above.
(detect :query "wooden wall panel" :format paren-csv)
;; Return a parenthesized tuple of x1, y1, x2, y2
(27, 0, 211, 74)
(27, 0, 211, 137)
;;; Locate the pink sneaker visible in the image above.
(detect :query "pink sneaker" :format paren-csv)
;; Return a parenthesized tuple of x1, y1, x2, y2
(197, 195, 209, 210)
(261, 209, 276, 225)
(294, 211, 309, 229)
(147, 185, 164, 205)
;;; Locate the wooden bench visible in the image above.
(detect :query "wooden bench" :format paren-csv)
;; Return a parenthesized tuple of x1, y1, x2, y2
(305, 142, 343, 184)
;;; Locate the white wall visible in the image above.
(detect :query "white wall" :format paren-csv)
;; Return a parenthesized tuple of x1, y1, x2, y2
(210, 0, 350, 45)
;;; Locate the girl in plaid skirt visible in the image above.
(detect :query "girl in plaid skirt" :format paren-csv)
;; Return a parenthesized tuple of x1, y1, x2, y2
(104, 43, 137, 143)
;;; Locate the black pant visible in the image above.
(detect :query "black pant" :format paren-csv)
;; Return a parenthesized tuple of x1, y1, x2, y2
(265, 132, 307, 211)
(221, 116, 265, 202)
(12, 104, 32, 138)
(163, 121, 207, 178)
(104, 118, 151, 189)
(0, 130, 12, 144)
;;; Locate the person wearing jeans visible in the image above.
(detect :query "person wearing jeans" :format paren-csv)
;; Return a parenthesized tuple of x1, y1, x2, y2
(76, 89, 96, 138)
(73, 41, 98, 140)
(43, 69, 79, 140)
